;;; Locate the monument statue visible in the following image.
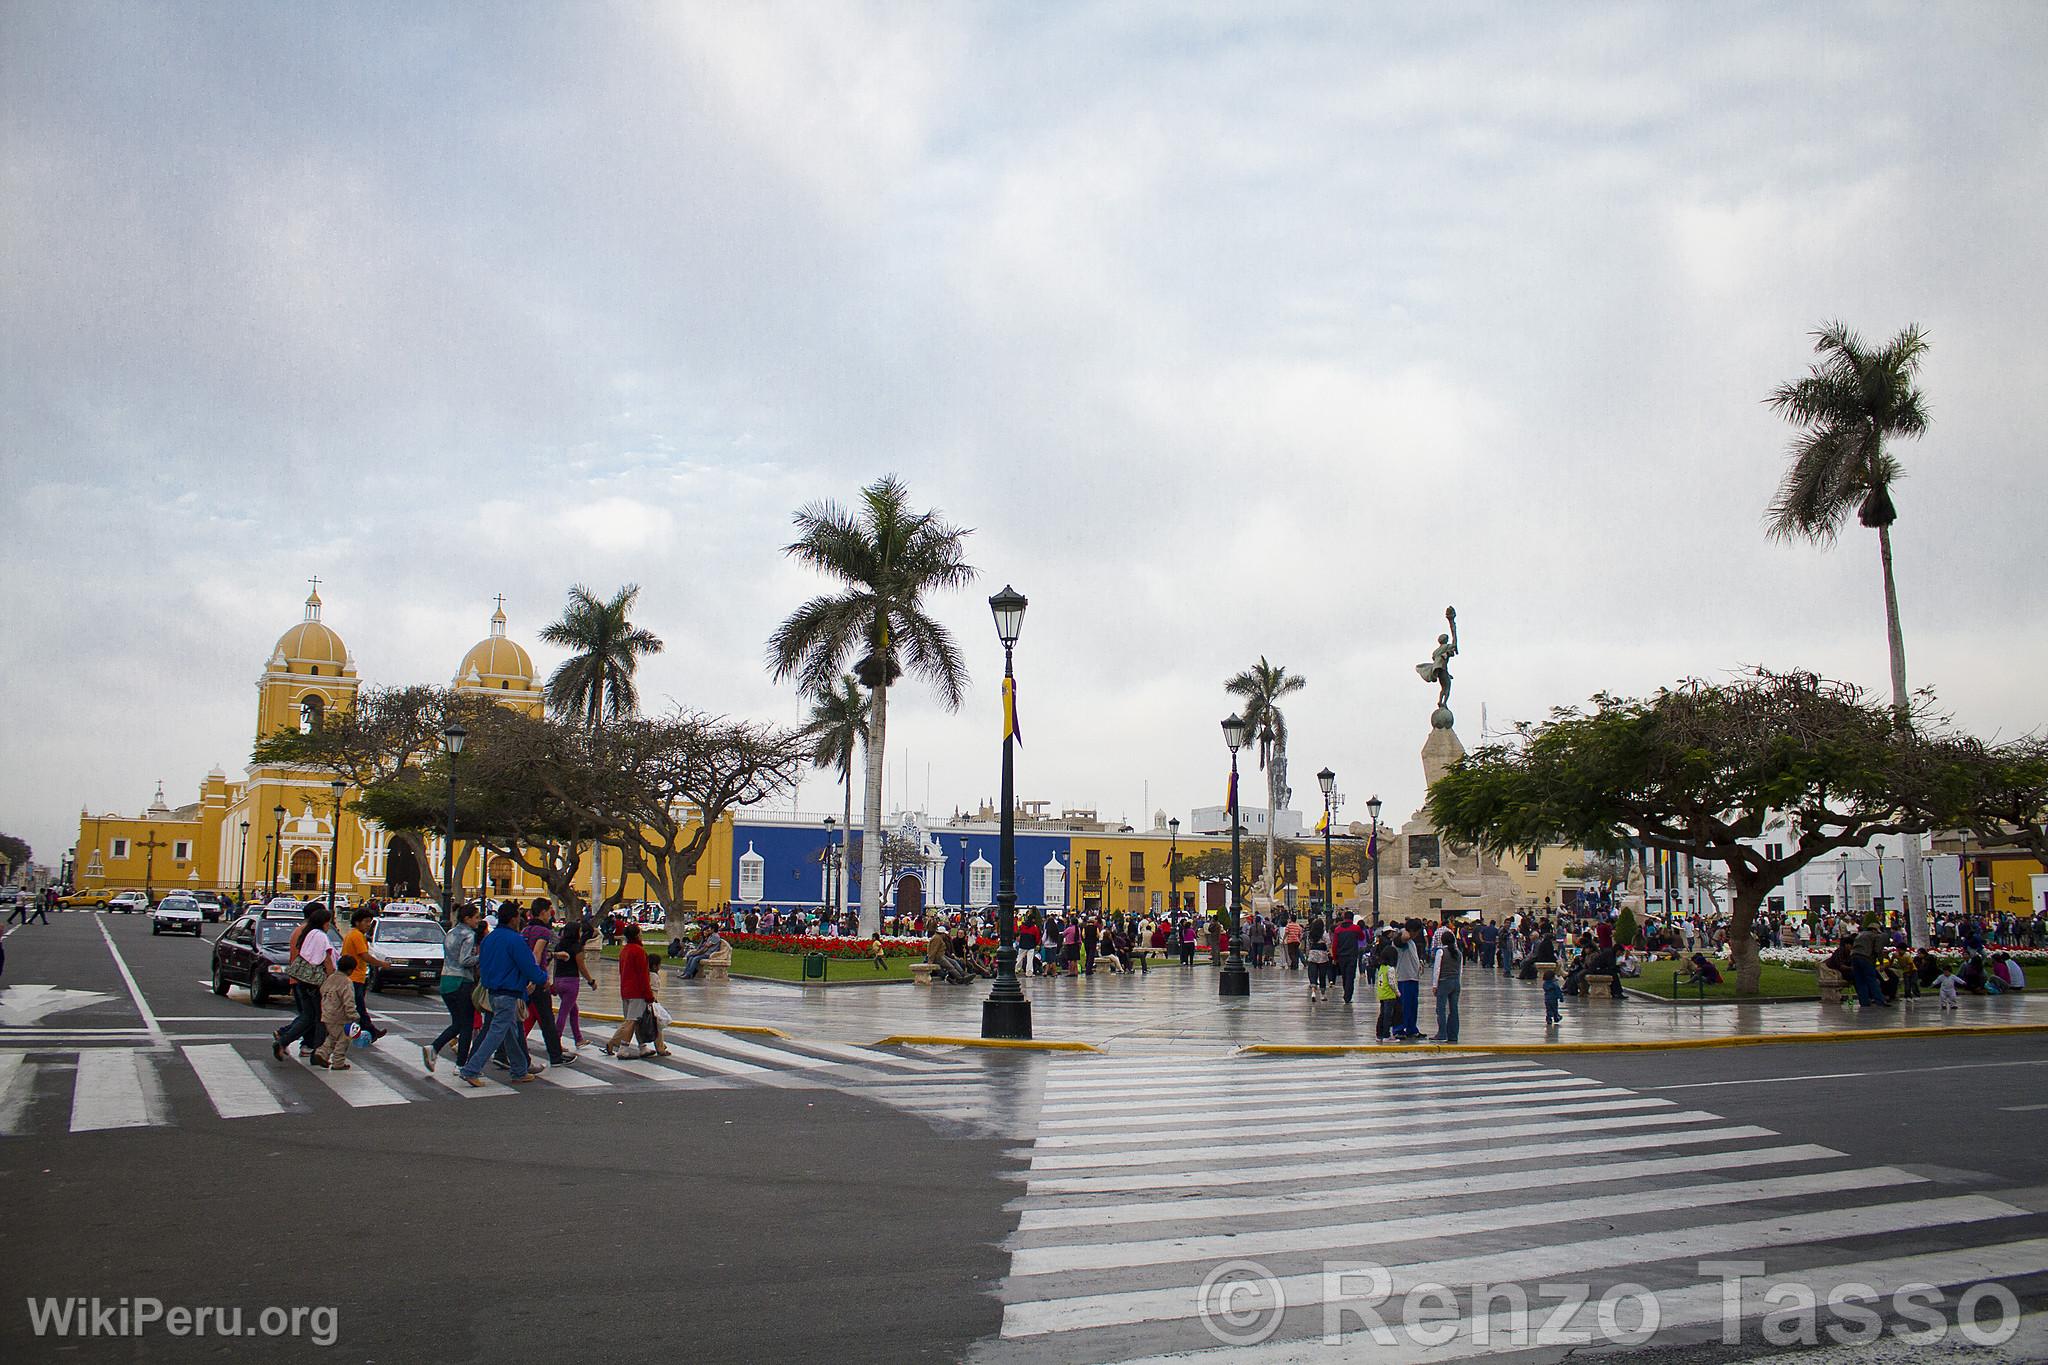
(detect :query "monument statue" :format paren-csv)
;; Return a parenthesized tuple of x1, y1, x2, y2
(1415, 606, 1459, 729)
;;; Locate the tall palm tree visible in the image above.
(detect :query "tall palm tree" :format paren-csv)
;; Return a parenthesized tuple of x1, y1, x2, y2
(1225, 657, 1307, 908)
(768, 475, 976, 935)
(540, 583, 665, 908)
(1766, 319, 1932, 944)
(800, 674, 869, 922)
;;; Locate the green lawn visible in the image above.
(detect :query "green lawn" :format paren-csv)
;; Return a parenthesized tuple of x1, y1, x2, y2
(1628, 960, 1822, 1002)
(597, 941, 917, 982)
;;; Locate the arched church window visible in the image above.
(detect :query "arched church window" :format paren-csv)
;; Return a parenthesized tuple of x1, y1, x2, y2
(299, 695, 324, 734)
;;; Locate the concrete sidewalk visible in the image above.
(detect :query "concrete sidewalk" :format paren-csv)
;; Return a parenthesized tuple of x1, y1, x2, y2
(590, 954, 2048, 1053)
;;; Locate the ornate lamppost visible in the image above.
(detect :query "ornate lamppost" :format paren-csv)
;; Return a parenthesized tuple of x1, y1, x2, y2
(1367, 794, 1383, 930)
(981, 585, 1032, 1040)
(326, 779, 345, 914)
(236, 819, 251, 905)
(269, 804, 286, 898)
(1220, 714, 1250, 996)
(1167, 817, 1180, 918)
(440, 722, 467, 923)
(823, 816, 837, 918)
(1318, 767, 1336, 921)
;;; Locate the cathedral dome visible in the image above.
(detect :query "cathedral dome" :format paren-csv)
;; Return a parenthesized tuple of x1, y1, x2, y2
(455, 603, 536, 690)
(272, 588, 349, 668)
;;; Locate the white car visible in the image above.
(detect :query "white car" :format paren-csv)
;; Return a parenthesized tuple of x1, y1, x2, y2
(264, 896, 304, 914)
(152, 894, 205, 936)
(367, 915, 446, 991)
(380, 901, 441, 919)
(108, 890, 152, 914)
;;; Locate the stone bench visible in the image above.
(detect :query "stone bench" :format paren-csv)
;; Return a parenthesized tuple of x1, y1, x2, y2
(1816, 966, 1846, 1005)
(911, 963, 939, 986)
(1582, 974, 1618, 997)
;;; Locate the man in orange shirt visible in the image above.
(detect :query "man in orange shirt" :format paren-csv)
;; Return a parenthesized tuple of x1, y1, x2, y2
(341, 907, 393, 1044)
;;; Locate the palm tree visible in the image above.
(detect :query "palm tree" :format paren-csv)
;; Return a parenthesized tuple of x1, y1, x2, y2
(768, 475, 975, 935)
(1225, 657, 1307, 909)
(540, 584, 667, 731)
(1766, 319, 1932, 944)
(800, 674, 869, 922)
(540, 583, 665, 909)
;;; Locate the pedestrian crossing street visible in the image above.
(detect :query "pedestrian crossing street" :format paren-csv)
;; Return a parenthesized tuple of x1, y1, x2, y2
(948, 1053, 2048, 1363)
(0, 1024, 978, 1138)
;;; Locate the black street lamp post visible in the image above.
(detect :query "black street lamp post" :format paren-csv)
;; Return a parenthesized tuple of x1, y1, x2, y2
(981, 585, 1032, 1040)
(269, 804, 285, 898)
(1167, 817, 1180, 918)
(236, 819, 250, 905)
(326, 779, 345, 915)
(823, 816, 836, 917)
(1318, 767, 1336, 921)
(1367, 794, 1383, 930)
(1220, 715, 1250, 996)
(440, 722, 467, 923)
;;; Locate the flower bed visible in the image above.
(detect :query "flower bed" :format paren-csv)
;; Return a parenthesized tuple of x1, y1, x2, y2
(1759, 945, 2047, 967)
(723, 932, 995, 959)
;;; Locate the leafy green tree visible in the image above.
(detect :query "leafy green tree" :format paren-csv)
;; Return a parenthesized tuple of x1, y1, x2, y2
(800, 674, 869, 920)
(767, 476, 976, 935)
(1615, 904, 1639, 950)
(1225, 657, 1306, 906)
(1766, 321, 1932, 943)
(1428, 670, 1972, 995)
(0, 832, 31, 879)
(1947, 735, 2048, 867)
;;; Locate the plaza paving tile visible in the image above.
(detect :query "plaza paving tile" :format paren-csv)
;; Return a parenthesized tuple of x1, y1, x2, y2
(585, 956, 2048, 1051)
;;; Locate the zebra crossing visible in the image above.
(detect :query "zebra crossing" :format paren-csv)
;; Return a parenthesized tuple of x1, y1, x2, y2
(0, 1024, 978, 1138)
(972, 1053, 2048, 1362)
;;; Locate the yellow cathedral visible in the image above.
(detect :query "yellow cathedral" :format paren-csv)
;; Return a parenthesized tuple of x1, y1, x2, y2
(71, 589, 549, 905)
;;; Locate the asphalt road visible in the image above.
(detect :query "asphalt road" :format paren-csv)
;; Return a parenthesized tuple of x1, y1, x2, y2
(1, 913, 1019, 1363)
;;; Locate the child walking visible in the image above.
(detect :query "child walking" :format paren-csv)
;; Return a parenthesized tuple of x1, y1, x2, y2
(1541, 963, 1564, 1026)
(1935, 966, 1961, 1010)
(315, 955, 361, 1069)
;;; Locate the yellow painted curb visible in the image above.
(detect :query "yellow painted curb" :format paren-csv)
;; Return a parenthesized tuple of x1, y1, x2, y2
(582, 1010, 791, 1039)
(873, 1035, 1102, 1052)
(1240, 1022, 2048, 1057)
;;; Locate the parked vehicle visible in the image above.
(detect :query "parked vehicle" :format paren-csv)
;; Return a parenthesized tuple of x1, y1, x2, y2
(190, 891, 226, 922)
(152, 894, 205, 937)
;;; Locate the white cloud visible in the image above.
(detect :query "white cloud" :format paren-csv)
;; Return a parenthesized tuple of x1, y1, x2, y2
(2, 3, 2045, 867)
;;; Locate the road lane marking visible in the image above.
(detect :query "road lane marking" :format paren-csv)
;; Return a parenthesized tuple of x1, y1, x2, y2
(93, 917, 165, 1044)
(0, 1054, 31, 1134)
(999, 1195, 2022, 1337)
(1645, 1056, 2048, 1088)
(70, 1048, 156, 1131)
(1013, 1142, 1842, 1232)
(1034, 1091, 1647, 1147)
(1009, 1167, 1920, 1276)
(305, 1058, 408, 1107)
(181, 1044, 286, 1119)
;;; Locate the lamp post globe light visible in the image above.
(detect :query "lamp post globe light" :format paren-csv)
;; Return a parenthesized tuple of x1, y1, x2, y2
(1366, 794, 1383, 929)
(981, 584, 1032, 1040)
(269, 804, 286, 898)
(237, 819, 251, 905)
(1317, 767, 1336, 920)
(440, 722, 467, 923)
(326, 779, 345, 915)
(1219, 714, 1251, 997)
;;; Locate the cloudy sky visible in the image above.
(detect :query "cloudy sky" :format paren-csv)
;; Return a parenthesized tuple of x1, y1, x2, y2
(4, 2, 2045, 868)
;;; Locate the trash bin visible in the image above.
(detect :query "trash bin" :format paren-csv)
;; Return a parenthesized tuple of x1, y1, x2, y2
(802, 952, 828, 982)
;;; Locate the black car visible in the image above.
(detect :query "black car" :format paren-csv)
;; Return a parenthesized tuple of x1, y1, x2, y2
(210, 913, 304, 1007)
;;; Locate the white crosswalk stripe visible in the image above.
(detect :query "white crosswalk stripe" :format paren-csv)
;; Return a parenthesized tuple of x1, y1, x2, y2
(978, 1054, 2048, 1362)
(0, 1027, 971, 1137)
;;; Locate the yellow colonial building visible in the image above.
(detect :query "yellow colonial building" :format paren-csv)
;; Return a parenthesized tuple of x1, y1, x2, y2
(72, 590, 577, 906)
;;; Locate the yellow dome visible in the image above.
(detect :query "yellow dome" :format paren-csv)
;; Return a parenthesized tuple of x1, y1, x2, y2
(273, 589, 349, 667)
(455, 603, 535, 689)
